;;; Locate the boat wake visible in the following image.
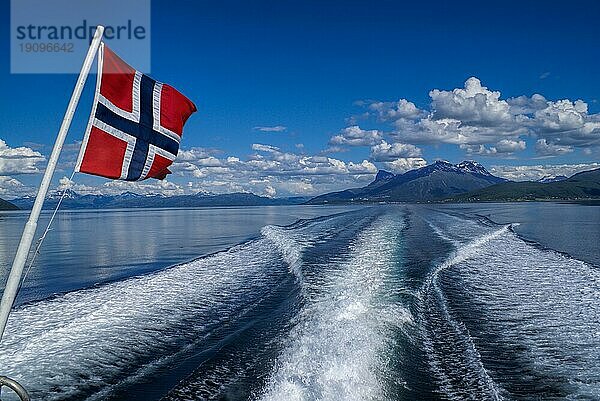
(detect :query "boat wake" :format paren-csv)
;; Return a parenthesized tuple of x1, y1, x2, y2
(258, 213, 411, 401)
(2, 206, 599, 401)
(419, 208, 600, 400)
(0, 231, 300, 400)
(418, 224, 508, 400)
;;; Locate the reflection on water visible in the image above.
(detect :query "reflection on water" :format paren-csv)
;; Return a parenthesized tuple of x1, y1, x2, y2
(0, 206, 359, 305)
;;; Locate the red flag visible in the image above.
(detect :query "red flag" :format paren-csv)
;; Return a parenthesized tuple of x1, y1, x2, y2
(76, 44, 196, 180)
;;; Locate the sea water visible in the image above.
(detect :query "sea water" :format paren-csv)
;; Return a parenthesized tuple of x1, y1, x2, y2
(0, 203, 598, 400)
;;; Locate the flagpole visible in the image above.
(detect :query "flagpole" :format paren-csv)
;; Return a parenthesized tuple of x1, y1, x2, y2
(0, 26, 105, 342)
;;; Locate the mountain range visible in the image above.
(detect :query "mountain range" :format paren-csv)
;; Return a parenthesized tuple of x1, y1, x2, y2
(10, 191, 310, 210)
(5, 160, 600, 210)
(452, 168, 600, 202)
(307, 160, 508, 204)
(308, 160, 600, 204)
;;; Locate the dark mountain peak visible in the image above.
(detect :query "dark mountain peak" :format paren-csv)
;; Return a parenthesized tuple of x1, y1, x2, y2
(374, 170, 395, 182)
(396, 159, 501, 182)
(0, 197, 18, 210)
(307, 159, 507, 204)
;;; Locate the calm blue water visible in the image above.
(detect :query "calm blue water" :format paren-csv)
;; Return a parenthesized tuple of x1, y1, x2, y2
(0, 206, 360, 305)
(0, 203, 598, 401)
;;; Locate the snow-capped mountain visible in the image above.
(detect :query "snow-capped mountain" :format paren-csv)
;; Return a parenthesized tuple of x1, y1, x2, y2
(538, 175, 568, 183)
(308, 160, 507, 203)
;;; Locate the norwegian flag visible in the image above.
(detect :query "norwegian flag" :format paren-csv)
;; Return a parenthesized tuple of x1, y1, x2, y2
(76, 43, 196, 181)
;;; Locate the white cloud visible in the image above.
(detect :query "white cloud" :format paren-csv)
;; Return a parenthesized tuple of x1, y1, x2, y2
(195, 156, 223, 167)
(460, 144, 497, 156)
(177, 147, 220, 161)
(0, 139, 46, 175)
(263, 185, 277, 197)
(329, 125, 383, 147)
(430, 77, 513, 126)
(347, 160, 378, 173)
(169, 143, 380, 196)
(253, 126, 287, 132)
(530, 99, 600, 147)
(507, 94, 548, 115)
(58, 176, 74, 190)
(461, 139, 526, 156)
(495, 139, 526, 153)
(365, 99, 424, 121)
(535, 139, 574, 157)
(533, 99, 587, 132)
(381, 157, 427, 174)
(251, 143, 282, 153)
(355, 77, 600, 155)
(370, 140, 422, 161)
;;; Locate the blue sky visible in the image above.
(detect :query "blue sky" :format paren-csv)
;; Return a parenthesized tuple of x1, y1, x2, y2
(1, 0, 600, 198)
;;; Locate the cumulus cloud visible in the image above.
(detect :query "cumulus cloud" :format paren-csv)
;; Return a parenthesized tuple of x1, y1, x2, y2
(461, 139, 526, 156)
(490, 163, 600, 181)
(370, 140, 422, 161)
(329, 125, 383, 147)
(0, 139, 46, 175)
(430, 77, 513, 126)
(365, 99, 424, 121)
(495, 139, 527, 153)
(535, 139, 574, 157)
(381, 158, 428, 174)
(168, 143, 379, 196)
(351, 77, 600, 157)
(530, 99, 600, 147)
(348, 160, 378, 173)
(177, 147, 221, 161)
(506, 94, 549, 115)
(263, 185, 277, 197)
(253, 126, 287, 132)
(389, 78, 527, 146)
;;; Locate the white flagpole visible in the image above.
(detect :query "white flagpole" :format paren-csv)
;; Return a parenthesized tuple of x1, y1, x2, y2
(0, 26, 105, 342)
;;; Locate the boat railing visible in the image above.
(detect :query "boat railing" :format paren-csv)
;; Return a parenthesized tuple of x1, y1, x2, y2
(0, 376, 30, 401)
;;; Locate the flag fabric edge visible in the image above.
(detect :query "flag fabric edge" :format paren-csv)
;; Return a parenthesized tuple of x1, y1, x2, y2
(74, 42, 105, 174)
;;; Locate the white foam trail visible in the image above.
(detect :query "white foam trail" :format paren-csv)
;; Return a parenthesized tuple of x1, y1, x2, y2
(426, 221, 459, 246)
(258, 215, 412, 401)
(261, 225, 307, 286)
(420, 225, 509, 401)
(425, 225, 509, 290)
(422, 209, 494, 246)
(0, 238, 283, 401)
(455, 229, 600, 399)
